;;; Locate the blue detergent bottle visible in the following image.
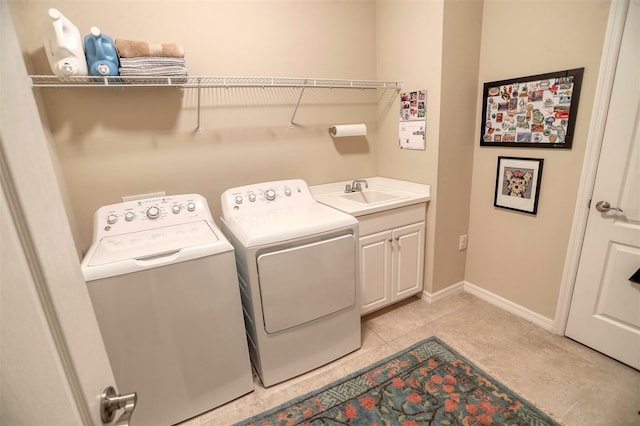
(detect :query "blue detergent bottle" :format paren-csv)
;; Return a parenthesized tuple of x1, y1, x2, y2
(84, 26, 119, 76)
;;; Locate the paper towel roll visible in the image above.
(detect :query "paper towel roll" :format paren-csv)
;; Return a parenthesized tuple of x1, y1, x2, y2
(329, 124, 367, 137)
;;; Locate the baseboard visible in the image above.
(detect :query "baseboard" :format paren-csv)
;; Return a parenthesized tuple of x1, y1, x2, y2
(463, 281, 554, 331)
(422, 281, 465, 304)
(421, 281, 554, 331)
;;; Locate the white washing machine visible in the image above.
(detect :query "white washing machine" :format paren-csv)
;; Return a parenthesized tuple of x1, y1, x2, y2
(81, 194, 253, 426)
(220, 179, 361, 387)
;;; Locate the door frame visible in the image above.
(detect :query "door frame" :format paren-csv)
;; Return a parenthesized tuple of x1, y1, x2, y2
(553, 0, 630, 335)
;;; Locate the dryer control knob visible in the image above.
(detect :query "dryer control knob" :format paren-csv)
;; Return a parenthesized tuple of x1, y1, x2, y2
(187, 202, 196, 212)
(172, 204, 181, 214)
(124, 212, 136, 222)
(284, 187, 292, 196)
(235, 195, 243, 205)
(146, 206, 160, 219)
(264, 189, 276, 201)
(107, 214, 118, 225)
(248, 193, 256, 202)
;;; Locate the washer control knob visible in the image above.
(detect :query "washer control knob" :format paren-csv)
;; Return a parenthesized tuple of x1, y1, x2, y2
(187, 202, 196, 212)
(264, 189, 276, 201)
(172, 204, 181, 214)
(235, 195, 243, 205)
(284, 187, 292, 196)
(248, 193, 256, 202)
(107, 214, 118, 225)
(146, 206, 160, 219)
(124, 212, 136, 222)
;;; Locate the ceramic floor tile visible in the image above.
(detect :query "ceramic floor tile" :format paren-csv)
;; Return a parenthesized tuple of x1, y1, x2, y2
(174, 381, 262, 426)
(433, 299, 539, 362)
(476, 329, 614, 422)
(559, 343, 640, 426)
(561, 376, 640, 426)
(360, 319, 387, 350)
(422, 290, 482, 321)
(254, 343, 396, 415)
(183, 291, 640, 426)
(385, 321, 443, 353)
(193, 391, 266, 426)
(363, 296, 434, 341)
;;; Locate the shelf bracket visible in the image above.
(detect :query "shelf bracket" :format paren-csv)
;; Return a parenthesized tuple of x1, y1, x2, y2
(289, 80, 308, 128)
(195, 78, 202, 134)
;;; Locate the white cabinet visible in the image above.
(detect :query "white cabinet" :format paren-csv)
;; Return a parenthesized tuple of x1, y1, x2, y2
(358, 204, 426, 315)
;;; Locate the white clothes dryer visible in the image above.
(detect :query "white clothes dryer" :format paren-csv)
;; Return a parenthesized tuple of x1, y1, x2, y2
(220, 179, 361, 387)
(81, 194, 253, 426)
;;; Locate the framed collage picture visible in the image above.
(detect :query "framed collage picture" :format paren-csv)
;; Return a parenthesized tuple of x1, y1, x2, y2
(494, 156, 544, 215)
(480, 68, 583, 149)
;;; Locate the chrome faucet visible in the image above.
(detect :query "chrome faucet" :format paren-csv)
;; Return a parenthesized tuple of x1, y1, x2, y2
(345, 179, 369, 193)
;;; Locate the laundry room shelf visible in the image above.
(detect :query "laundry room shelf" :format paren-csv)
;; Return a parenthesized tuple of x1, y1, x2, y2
(28, 75, 403, 131)
(29, 75, 402, 90)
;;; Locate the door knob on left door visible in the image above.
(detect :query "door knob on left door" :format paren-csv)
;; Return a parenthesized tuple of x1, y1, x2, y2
(101, 386, 137, 426)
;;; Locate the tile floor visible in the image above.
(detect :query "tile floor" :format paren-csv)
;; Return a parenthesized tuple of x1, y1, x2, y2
(182, 292, 640, 426)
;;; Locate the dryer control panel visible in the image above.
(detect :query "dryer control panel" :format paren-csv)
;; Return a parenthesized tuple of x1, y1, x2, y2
(221, 179, 313, 216)
(92, 194, 215, 239)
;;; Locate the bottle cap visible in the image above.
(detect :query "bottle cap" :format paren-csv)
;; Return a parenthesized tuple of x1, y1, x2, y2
(48, 8, 61, 20)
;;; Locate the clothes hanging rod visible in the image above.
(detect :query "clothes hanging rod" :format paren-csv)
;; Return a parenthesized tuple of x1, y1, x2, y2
(29, 75, 403, 90)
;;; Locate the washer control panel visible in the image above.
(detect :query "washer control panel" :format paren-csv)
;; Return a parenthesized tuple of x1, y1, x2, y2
(93, 194, 213, 238)
(221, 179, 314, 216)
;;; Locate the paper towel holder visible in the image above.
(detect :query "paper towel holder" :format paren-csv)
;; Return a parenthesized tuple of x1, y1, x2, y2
(329, 124, 367, 137)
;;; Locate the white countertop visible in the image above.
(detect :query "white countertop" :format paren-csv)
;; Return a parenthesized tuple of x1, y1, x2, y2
(310, 177, 431, 217)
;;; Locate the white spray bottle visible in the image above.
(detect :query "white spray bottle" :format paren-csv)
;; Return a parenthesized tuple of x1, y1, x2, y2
(43, 8, 88, 76)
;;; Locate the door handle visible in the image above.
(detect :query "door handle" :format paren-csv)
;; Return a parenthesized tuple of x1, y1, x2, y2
(101, 386, 137, 426)
(595, 200, 623, 213)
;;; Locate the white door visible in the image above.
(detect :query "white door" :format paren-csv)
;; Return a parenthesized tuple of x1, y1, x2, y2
(565, 0, 640, 370)
(1, 3, 123, 424)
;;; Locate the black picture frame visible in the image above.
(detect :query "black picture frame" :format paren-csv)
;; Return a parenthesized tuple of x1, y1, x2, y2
(494, 156, 544, 215)
(480, 68, 583, 149)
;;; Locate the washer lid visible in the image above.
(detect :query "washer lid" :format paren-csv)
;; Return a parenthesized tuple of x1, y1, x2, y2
(86, 221, 221, 266)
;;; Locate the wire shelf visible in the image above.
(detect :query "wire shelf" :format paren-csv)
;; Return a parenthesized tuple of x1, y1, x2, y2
(29, 75, 402, 90)
(29, 75, 402, 132)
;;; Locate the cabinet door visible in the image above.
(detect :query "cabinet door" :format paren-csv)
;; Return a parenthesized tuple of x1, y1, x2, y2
(360, 230, 392, 315)
(392, 222, 425, 300)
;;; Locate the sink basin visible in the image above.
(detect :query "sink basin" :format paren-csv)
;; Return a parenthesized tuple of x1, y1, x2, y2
(340, 190, 403, 204)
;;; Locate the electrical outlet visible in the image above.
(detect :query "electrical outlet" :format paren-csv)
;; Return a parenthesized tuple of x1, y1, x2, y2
(458, 234, 468, 251)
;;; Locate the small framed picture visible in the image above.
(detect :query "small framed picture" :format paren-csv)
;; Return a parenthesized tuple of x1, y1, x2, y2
(494, 156, 544, 215)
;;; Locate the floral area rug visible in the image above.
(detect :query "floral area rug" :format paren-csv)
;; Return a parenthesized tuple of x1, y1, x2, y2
(233, 336, 559, 426)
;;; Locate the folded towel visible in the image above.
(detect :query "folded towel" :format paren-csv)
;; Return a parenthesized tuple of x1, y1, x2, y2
(119, 67, 187, 76)
(115, 39, 184, 58)
(119, 56, 187, 78)
(119, 57, 185, 67)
